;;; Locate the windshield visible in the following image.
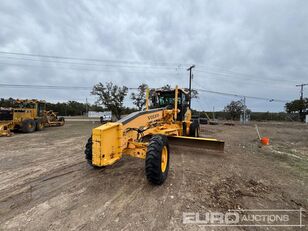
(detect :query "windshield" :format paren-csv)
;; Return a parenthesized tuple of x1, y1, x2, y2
(158, 93, 175, 107)
(15, 102, 36, 109)
(154, 92, 182, 108)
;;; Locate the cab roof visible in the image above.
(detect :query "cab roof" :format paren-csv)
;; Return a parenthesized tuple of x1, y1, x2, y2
(15, 99, 46, 104)
(154, 88, 190, 95)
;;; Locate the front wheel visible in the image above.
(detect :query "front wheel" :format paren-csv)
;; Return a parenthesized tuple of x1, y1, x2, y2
(85, 136, 94, 166)
(84, 136, 103, 169)
(21, 119, 36, 133)
(145, 135, 170, 185)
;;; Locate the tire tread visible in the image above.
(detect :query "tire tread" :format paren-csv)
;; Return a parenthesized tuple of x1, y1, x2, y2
(145, 135, 169, 185)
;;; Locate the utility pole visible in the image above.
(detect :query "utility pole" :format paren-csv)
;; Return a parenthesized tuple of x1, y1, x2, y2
(187, 65, 195, 109)
(296, 83, 308, 122)
(243, 96, 246, 124)
(296, 83, 308, 100)
(85, 97, 88, 117)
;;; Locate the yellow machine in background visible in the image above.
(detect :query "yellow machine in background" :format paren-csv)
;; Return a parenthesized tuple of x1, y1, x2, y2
(85, 86, 224, 185)
(0, 99, 65, 136)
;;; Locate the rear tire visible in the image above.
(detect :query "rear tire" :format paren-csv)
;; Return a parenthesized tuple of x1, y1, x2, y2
(35, 119, 44, 131)
(145, 135, 170, 185)
(189, 121, 200, 137)
(21, 119, 36, 133)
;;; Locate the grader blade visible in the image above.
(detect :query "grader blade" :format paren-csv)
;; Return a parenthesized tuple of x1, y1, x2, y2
(168, 136, 224, 151)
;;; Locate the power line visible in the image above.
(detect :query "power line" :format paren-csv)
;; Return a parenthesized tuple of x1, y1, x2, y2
(0, 60, 294, 89)
(0, 83, 90, 90)
(0, 50, 297, 85)
(195, 69, 297, 85)
(192, 77, 288, 103)
(0, 83, 138, 90)
(196, 88, 288, 103)
(0, 55, 185, 71)
(195, 64, 292, 83)
(0, 50, 187, 67)
(0, 61, 182, 76)
(0, 54, 294, 84)
(0, 83, 288, 102)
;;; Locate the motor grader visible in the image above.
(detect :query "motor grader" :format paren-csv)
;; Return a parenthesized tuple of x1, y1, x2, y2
(0, 99, 65, 136)
(84, 86, 224, 185)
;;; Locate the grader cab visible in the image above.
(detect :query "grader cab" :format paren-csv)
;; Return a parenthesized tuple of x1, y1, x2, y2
(84, 86, 224, 185)
(0, 99, 65, 137)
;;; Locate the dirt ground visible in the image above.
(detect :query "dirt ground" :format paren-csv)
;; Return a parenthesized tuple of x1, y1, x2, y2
(0, 121, 307, 230)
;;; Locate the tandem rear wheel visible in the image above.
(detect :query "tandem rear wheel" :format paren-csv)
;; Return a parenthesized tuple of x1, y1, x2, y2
(189, 121, 200, 137)
(35, 119, 44, 131)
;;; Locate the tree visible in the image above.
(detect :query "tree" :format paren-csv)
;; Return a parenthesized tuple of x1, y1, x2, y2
(285, 98, 307, 113)
(184, 88, 199, 99)
(0, 98, 15, 108)
(285, 98, 308, 122)
(131, 83, 148, 110)
(0, 97, 114, 116)
(224, 100, 249, 120)
(89, 104, 105, 112)
(46, 101, 86, 116)
(91, 82, 128, 120)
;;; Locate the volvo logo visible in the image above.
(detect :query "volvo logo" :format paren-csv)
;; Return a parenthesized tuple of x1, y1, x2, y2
(148, 113, 159, 121)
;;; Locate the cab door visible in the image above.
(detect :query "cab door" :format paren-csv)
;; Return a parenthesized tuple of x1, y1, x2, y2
(37, 103, 46, 117)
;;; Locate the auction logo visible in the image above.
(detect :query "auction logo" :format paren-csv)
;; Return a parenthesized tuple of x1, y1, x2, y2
(183, 209, 305, 228)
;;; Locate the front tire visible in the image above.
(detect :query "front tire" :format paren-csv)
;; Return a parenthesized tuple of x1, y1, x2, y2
(85, 136, 93, 166)
(84, 136, 102, 168)
(21, 119, 36, 133)
(145, 135, 170, 185)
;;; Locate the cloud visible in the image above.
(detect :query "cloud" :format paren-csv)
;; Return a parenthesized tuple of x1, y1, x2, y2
(0, 0, 307, 111)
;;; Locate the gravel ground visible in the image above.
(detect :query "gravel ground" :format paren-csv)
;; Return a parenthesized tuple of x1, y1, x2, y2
(0, 121, 307, 230)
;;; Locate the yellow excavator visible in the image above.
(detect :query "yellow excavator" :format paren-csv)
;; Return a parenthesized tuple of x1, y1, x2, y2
(84, 86, 224, 185)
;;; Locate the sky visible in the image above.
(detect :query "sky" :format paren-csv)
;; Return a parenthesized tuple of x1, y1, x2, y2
(0, 0, 307, 112)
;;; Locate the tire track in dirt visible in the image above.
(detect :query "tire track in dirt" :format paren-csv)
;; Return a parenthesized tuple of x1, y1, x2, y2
(0, 161, 87, 221)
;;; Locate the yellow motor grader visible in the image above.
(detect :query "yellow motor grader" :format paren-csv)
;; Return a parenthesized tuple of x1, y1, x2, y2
(85, 86, 224, 185)
(0, 99, 65, 136)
